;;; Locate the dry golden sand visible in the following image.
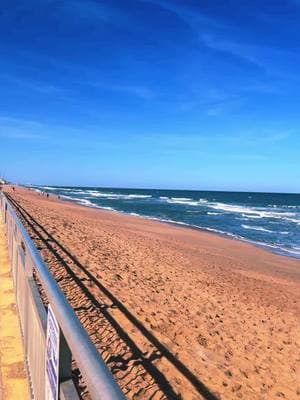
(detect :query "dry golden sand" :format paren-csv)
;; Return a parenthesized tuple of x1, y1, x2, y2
(4, 187, 300, 399)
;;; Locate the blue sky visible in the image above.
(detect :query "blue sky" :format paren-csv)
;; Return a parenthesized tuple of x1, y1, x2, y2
(0, 0, 299, 192)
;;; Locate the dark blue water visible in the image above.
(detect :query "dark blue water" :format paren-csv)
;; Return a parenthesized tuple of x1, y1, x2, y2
(31, 186, 300, 259)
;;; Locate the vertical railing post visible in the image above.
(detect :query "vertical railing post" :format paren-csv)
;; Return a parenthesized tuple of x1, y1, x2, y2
(5, 203, 7, 224)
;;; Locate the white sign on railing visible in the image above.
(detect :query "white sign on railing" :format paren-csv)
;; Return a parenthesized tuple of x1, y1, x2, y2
(45, 304, 60, 400)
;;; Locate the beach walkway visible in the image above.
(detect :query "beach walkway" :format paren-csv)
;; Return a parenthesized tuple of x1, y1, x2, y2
(0, 222, 29, 400)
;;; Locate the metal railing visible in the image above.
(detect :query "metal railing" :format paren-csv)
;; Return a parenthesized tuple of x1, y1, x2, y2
(0, 192, 125, 400)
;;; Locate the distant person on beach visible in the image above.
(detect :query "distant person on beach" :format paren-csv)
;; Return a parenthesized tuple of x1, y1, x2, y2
(46, 193, 49, 198)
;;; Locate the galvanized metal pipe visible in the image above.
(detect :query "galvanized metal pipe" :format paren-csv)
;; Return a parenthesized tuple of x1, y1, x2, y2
(1, 193, 125, 400)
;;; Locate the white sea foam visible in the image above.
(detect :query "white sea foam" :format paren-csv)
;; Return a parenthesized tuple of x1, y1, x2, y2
(242, 225, 274, 233)
(144, 216, 193, 227)
(60, 195, 75, 200)
(60, 195, 93, 207)
(268, 204, 299, 209)
(203, 227, 239, 238)
(283, 248, 300, 256)
(242, 213, 261, 219)
(208, 202, 300, 223)
(79, 199, 93, 206)
(86, 191, 152, 200)
(40, 186, 75, 192)
(158, 198, 300, 224)
(58, 189, 152, 200)
(167, 198, 199, 206)
(241, 225, 290, 235)
(209, 203, 260, 214)
(40, 186, 58, 190)
(171, 197, 192, 201)
(88, 192, 115, 197)
(88, 192, 114, 197)
(94, 205, 115, 211)
(199, 198, 208, 203)
(66, 190, 87, 195)
(164, 197, 208, 206)
(207, 212, 219, 215)
(127, 194, 152, 199)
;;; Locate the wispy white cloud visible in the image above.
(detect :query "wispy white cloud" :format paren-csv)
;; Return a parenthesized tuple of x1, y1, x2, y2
(216, 130, 293, 147)
(200, 34, 265, 69)
(111, 85, 155, 100)
(174, 86, 243, 116)
(89, 82, 156, 100)
(200, 34, 300, 82)
(0, 131, 45, 140)
(0, 115, 48, 140)
(133, 130, 292, 151)
(142, 0, 222, 30)
(2, 74, 62, 95)
(205, 97, 244, 117)
(59, 0, 127, 26)
(0, 116, 44, 128)
(230, 154, 268, 161)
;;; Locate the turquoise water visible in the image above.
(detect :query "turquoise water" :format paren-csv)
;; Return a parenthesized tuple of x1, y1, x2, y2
(31, 186, 300, 259)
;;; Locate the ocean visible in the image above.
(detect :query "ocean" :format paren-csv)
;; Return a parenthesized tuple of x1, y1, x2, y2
(30, 186, 300, 260)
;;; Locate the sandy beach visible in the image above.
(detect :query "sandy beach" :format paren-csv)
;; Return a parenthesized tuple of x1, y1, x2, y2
(4, 186, 300, 400)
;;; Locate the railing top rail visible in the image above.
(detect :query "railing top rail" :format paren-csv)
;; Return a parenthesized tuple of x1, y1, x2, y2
(0, 192, 125, 400)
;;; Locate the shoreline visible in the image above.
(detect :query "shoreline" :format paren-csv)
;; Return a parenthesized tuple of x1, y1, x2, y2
(34, 186, 300, 262)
